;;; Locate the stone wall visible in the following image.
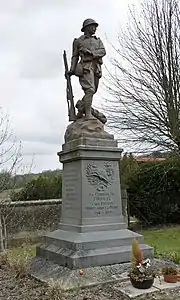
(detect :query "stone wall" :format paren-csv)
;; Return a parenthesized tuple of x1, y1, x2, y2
(0, 187, 127, 247)
(1, 199, 62, 236)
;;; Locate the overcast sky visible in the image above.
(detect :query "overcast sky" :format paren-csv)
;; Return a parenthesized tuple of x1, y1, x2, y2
(0, 0, 140, 173)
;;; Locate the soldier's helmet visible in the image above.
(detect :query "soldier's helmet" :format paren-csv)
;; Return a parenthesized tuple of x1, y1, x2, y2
(81, 18, 98, 32)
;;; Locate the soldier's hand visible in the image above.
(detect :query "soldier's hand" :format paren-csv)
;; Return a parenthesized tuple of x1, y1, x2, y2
(65, 70, 75, 78)
(81, 48, 93, 56)
(68, 70, 75, 76)
(85, 49, 93, 55)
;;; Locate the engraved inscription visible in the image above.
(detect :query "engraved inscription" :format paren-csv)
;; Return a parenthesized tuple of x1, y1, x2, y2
(85, 191, 118, 216)
(86, 162, 114, 191)
(63, 167, 78, 211)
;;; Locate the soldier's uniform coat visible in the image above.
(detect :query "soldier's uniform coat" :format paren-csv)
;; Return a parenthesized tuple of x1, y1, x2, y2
(70, 34, 106, 95)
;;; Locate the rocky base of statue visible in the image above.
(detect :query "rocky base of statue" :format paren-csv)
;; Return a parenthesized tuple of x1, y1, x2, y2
(64, 116, 113, 143)
(75, 100, 107, 124)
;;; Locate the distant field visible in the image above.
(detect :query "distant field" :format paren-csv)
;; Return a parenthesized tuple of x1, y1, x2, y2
(0, 188, 22, 201)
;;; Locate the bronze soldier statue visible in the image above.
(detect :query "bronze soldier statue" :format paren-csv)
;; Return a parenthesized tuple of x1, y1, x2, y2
(68, 18, 106, 121)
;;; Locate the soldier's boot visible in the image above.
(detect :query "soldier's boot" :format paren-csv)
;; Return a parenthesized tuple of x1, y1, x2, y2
(75, 100, 85, 113)
(84, 93, 95, 120)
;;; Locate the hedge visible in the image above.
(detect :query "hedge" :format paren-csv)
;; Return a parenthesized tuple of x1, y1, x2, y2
(11, 174, 62, 201)
(128, 158, 180, 226)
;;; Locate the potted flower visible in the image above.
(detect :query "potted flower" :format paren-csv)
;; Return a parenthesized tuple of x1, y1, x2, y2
(178, 269, 180, 281)
(162, 266, 178, 283)
(129, 238, 155, 289)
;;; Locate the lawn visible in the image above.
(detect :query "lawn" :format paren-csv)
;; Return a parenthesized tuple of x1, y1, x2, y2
(142, 226, 180, 256)
(7, 226, 180, 260)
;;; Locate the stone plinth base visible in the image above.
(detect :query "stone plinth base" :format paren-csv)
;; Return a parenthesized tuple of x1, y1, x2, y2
(36, 228, 153, 269)
(31, 137, 153, 273)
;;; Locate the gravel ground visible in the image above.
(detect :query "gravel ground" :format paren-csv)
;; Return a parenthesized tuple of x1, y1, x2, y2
(1, 260, 180, 300)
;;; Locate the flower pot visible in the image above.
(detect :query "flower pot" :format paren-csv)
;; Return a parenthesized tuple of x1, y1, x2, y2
(130, 276, 154, 289)
(163, 274, 178, 283)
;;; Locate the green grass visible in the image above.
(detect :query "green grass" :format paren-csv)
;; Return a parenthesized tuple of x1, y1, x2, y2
(8, 244, 36, 258)
(142, 226, 180, 256)
(3, 226, 180, 264)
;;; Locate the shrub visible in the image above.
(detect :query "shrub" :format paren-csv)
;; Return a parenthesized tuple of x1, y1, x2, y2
(170, 252, 180, 264)
(46, 279, 66, 300)
(121, 153, 139, 187)
(11, 174, 62, 201)
(0, 248, 31, 278)
(128, 157, 180, 226)
(9, 254, 30, 278)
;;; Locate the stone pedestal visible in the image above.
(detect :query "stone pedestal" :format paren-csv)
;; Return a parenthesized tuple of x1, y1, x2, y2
(34, 137, 153, 270)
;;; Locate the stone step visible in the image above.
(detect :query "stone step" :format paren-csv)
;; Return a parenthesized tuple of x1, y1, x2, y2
(44, 228, 145, 251)
(37, 243, 153, 269)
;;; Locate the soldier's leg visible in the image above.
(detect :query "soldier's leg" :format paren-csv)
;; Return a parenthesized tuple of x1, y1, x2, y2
(79, 69, 96, 120)
(75, 100, 84, 119)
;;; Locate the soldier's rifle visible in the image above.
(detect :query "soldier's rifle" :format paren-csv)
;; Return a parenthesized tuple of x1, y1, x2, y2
(63, 50, 76, 121)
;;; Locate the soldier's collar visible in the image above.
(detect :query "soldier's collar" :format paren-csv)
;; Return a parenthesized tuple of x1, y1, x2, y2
(82, 34, 98, 40)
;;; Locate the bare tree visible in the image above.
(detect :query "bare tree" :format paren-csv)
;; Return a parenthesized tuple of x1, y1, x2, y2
(0, 108, 22, 251)
(105, 0, 180, 152)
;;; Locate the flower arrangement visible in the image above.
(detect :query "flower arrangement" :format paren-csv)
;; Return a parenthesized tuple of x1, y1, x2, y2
(129, 238, 155, 289)
(162, 266, 178, 283)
